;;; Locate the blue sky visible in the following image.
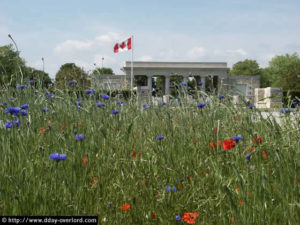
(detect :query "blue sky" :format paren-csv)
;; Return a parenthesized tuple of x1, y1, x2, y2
(0, 0, 299, 78)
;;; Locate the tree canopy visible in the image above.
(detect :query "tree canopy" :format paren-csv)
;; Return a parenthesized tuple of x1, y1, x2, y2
(229, 59, 261, 76)
(55, 63, 91, 89)
(0, 44, 52, 87)
(91, 67, 114, 75)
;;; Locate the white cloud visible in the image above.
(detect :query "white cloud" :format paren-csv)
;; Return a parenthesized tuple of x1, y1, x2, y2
(186, 47, 206, 58)
(138, 55, 153, 61)
(54, 40, 93, 53)
(226, 49, 247, 56)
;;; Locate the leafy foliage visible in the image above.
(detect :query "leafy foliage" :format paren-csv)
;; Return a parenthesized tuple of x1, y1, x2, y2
(92, 67, 114, 75)
(55, 63, 91, 89)
(229, 59, 261, 76)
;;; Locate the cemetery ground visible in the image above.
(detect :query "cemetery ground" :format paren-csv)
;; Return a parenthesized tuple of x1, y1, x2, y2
(0, 87, 299, 225)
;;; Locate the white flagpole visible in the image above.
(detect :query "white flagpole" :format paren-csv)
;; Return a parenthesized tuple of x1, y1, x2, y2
(131, 35, 134, 96)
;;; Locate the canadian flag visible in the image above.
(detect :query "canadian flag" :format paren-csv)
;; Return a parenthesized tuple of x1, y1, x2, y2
(114, 37, 132, 53)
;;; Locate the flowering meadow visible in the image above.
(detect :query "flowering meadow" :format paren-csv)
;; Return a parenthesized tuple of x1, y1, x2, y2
(0, 86, 299, 225)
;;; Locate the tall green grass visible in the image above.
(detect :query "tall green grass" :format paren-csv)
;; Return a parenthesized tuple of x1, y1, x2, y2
(0, 87, 299, 225)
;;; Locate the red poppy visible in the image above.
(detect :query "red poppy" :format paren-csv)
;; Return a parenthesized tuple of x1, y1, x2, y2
(262, 151, 267, 159)
(151, 212, 157, 220)
(89, 177, 98, 186)
(209, 141, 215, 150)
(120, 203, 131, 212)
(223, 138, 236, 150)
(83, 157, 87, 165)
(138, 153, 142, 158)
(132, 152, 136, 158)
(236, 185, 239, 191)
(181, 211, 199, 224)
(217, 140, 222, 147)
(252, 135, 262, 144)
(244, 149, 249, 154)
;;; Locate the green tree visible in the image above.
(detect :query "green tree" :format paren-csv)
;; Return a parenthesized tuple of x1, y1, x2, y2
(229, 59, 261, 76)
(55, 63, 90, 89)
(92, 67, 114, 75)
(25, 67, 53, 88)
(261, 53, 300, 91)
(0, 44, 26, 86)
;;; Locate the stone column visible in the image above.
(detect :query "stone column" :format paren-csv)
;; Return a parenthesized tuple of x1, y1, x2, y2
(147, 76, 152, 95)
(165, 76, 170, 95)
(201, 76, 205, 91)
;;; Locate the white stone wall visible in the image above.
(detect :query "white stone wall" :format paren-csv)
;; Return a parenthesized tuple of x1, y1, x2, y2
(255, 87, 282, 108)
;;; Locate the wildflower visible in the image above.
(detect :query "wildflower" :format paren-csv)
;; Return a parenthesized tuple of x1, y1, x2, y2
(209, 141, 215, 149)
(246, 154, 251, 162)
(108, 202, 112, 207)
(83, 157, 87, 165)
(132, 152, 136, 158)
(28, 80, 33, 84)
(42, 107, 49, 112)
(172, 186, 177, 192)
(111, 109, 120, 114)
(236, 185, 240, 191)
(3, 102, 8, 106)
(169, 85, 174, 88)
(90, 177, 98, 185)
(182, 211, 199, 224)
(222, 138, 236, 150)
(280, 108, 292, 114)
(156, 136, 164, 140)
(166, 186, 171, 192)
(197, 103, 206, 108)
(96, 102, 105, 107)
(21, 110, 27, 116)
(85, 89, 96, 95)
(101, 94, 110, 100)
(49, 153, 67, 162)
(45, 92, 55, 98)
(219, 94, 225, 99)
(75, 134, 86, 141)
(292, 100, 297, 105)
(116, 101, 124, 105)
(152, 212, 157, 220)
(20, 104, 29, 109)
(5, 120, 20, 129)
(118, 94, 123, 98)
(141, 90, 145, 93)
(161, 101, 166, 105)
(217, 140, 222, 146)
(179, 82, 187, 86)
(262, 151, 267, 159)
(232, 136, 242, 143)
(176, 215, 181, 221)
(4, 106, 21, 116)
(198, 81, 203, 86)
(252, 135, 262, 144)
(248, 105, 254, 109)
(120, 203, 131, 212)
(68, 80, 75, 85)
(16, 84, 27, 90)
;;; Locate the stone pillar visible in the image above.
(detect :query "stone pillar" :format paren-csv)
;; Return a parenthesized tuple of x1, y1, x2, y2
(165, 76, 170, 95)
(147, 76, 152, 95)
(201, 76, 205, 91)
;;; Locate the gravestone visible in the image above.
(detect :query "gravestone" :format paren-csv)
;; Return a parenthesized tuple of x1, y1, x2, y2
(255, 87, 282, 108)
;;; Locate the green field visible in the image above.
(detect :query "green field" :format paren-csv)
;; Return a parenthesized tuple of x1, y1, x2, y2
(0, 87, 299, 225)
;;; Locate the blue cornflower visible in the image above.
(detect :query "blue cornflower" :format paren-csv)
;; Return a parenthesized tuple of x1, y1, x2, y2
(96, 102, 105, 107)
(118, 94, 123, 98)
(141, 90, 145, 93)
(233, 136, 242, 143)
(292, 100, 297, 105)
(75, 134, 86, 141)
(42, 107, 49, 112)
(280, 109, 284, 114)
(219, 95, 225, 99)
(169, 85, 174, 88)
(197, 103, 206, 108)
(172, 186, 177, 192)
(198, 81, 203, 86)
(21, 110, 27, 116)
(108, 202, 112, 207)
(28, 80, 33, 84)
(5, 120, 20, 129)
(179, 82, 187, 86)
(111, 110, 120, 114)
(68, 80, 75, 85)
(176, 215, 181, 221)
(285, 108, 292, 113)
(16, 84, 27, 90)
(49, 153, 67, 162)
(248, 105, 254, 109)
(45, 92, 55, 98)
(246, 154, 251, 162)
(161, 101, 166, 105)
(20, 104, 29, 109)
(85, 89, 96, 95)
(166, 186, 171, 192)
(156, 136, 164, 140)
(101, 94, 110, 100)
(3, 102, 7, 106)
(4, 107, 21, 116)
(116, 101, 124, 105)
